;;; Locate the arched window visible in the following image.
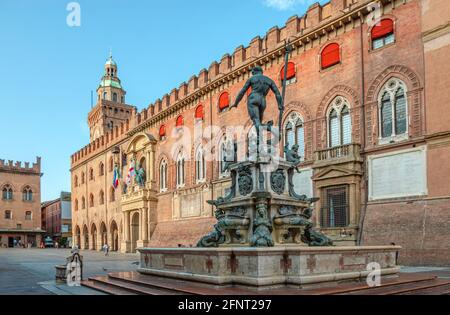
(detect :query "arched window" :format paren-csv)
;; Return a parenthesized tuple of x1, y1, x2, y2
(195, 104, 204, 121)
(371, 19, 395, 50)
(89, 168, 94, 181)
(280, 62, 296, 85)
(160, 160, 168, 192)
(159, 125, 167, 141)
(121, 95, 125, 103)
(176, 115, 184, 129)
(81, 172, 85, 184)
(219, 92, 230, 112)
(378, 78, 408, 142)
(284, 113, 305, 161)
(196, 146, 206, 183)
(75, 199, 79, 212)
(110, 187, 116, 202)
(74, 175, 78, 187)
(4, 210, 12, 220)
(219, 137, 232, 177)
(2, 185, 13, 200)
(103, 91, 108, 100)
(109, 157, 114, 172)
(176, 151, 185, 188)
(113, 93, 118, 102)
(99, 163, 104, 176)
(328, 96, 352, 148)
(22, 186, 33, 202)
(25, 211, 32, 221)
(82, 197, 86, 209)
(99, 190, 105, 205)
(321, 43, 341, 70)
(89, 194, 94, 208)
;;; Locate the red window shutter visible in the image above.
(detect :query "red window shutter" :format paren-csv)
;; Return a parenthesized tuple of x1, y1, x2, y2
(321, 43, 341, 69)
(159, 125, 166, 137)
(195, 105, 204, 120)
(176, 116, 184, 128)
(280, 62, 296, 81)
(371, 19, 394, 40)
(219, 92, 229, 110)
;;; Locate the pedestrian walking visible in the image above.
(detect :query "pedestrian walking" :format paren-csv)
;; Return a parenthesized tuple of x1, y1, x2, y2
(102, 244, 109, 256)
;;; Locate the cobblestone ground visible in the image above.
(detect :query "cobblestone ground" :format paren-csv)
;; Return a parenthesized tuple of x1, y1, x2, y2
(0, 248, 140, 295)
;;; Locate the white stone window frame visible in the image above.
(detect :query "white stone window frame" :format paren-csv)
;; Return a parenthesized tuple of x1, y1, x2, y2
(326, 96, 352, 148)
(284, 112, 305, 162)
(218, 137, 231, 179)
(160, 159, 168, 193)
(195, 146, 206, 184)
(378, 78, 409, 145)
(176, 151, 186, 189)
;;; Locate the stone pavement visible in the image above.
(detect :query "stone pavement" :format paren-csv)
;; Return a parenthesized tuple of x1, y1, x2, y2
(0, 248, 140, 295)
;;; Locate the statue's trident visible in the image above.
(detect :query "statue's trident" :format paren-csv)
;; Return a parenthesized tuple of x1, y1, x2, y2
(279, 40, 294, 142)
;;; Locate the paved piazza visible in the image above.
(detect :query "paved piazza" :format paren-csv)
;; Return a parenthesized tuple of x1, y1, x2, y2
(0, 248, 139, 295)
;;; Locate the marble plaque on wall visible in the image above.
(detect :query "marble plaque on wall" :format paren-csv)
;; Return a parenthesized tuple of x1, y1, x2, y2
(293, 168, 313, 198)
(369, 147, 427, 201)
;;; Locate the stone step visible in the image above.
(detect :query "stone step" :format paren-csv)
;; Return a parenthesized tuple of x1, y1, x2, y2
(83, 272, 450, 296)
(88, 276, 184, 295)
(81, 279, 137, 295)
(304, 274, 437, 295)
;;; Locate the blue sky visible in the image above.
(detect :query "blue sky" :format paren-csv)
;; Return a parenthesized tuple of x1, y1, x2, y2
(0, 0, 326, 201)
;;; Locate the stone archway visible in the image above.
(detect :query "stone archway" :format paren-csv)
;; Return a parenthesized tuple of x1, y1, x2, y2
(82, 225, 89, 250)
(110, 221, 119, 252)
(75, 226, 81, 249)
(131, 212, 140, 253)
(100, 222, 107, 248)
(91, 224, 98, 251)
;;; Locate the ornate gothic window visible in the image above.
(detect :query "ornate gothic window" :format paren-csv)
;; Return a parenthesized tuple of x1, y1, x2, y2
(2, 185, 13, 200)
(160, 160, 168, 192)
(22, 186, 33, 202)
(219, 137, 232, 177)
(284, 112, 305, 161)
(328, 96, 352, 148)
(25, 211, 32, 221)
(378, 78, 408, 143)
(196, 146, 206, 183)
(176, 151, 185, 188)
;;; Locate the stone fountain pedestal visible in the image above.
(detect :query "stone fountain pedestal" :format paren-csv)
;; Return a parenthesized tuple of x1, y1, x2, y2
(137, 246, 401, 287)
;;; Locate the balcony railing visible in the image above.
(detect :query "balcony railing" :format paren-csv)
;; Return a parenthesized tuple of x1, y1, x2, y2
(314, 144, 362, 164)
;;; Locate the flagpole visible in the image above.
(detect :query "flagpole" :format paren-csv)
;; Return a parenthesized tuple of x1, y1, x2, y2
(279, 40, 293, 143)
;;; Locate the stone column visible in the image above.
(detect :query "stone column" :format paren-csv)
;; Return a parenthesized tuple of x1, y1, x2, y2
(121, 211, 131, 253)
(137, 208, 149, 248)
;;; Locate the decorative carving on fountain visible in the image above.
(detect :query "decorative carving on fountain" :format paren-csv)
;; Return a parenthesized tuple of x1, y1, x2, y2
(270, 169, 286, 195)
(238, 165, 253, 196)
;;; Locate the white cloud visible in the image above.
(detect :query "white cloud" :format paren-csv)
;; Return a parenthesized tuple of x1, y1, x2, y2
(263, 0, 315, 11)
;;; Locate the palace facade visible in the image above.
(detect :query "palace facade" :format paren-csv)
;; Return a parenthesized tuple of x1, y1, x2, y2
(71, 0, 450, 265)
(0, 157, 44, 248)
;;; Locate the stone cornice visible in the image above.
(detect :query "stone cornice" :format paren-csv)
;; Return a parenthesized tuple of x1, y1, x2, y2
(422, 21, 450, 43)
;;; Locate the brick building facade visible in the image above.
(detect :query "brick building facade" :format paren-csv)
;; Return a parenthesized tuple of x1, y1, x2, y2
(41, 192, 72, 247)
(0, 157, 44, 248)
(71, 0, 450, 265)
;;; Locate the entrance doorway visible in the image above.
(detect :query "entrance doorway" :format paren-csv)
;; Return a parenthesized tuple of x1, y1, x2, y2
(131, 212, 140, 253)
(8, 237, 14, 248)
